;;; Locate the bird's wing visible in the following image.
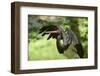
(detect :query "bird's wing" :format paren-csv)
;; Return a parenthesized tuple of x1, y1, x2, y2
(63, 30, 72, 49)
(56, 31, 72, 53)
(39, 25, 60, 40)
(68, 29, 84, 58)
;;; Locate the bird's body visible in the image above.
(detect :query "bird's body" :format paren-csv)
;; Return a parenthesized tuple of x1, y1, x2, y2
(39, 25, 84, 58)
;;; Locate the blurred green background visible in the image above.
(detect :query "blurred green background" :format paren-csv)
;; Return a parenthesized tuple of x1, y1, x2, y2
(28, 15, 88, 61)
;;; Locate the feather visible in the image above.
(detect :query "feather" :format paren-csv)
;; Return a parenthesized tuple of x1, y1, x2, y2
(39, 25, 84, 58)
(67, 29, 84, 58)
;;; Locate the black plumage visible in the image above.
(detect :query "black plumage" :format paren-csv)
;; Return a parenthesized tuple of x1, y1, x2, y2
(39, 25, 84, 58)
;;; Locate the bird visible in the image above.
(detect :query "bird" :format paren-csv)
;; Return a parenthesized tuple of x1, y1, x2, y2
(39, 25, 84, 58)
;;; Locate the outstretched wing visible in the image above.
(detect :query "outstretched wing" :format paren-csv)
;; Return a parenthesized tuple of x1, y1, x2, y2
(39, 25, 60, 40)
(68, 29, 84, 58)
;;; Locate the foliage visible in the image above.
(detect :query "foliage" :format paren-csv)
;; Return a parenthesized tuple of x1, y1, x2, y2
(28, 15, 88, 60)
